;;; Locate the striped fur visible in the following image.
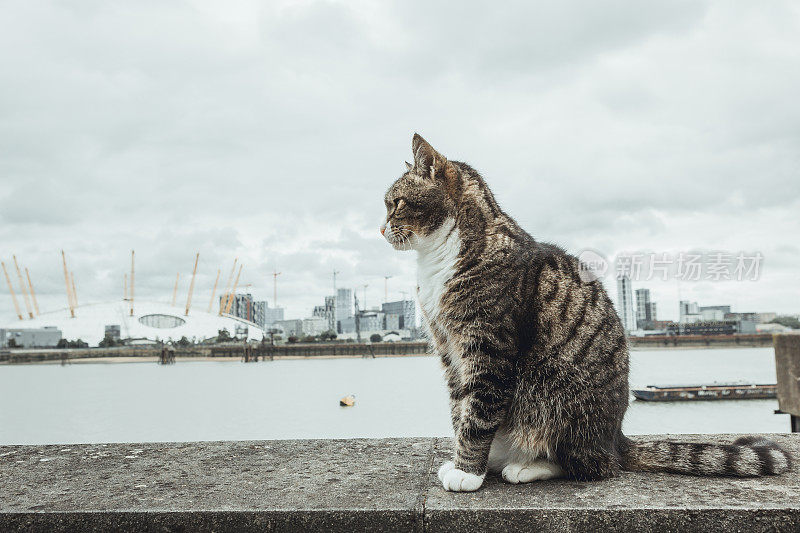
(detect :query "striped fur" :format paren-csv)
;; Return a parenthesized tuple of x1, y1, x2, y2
(382, 134, 791, 492)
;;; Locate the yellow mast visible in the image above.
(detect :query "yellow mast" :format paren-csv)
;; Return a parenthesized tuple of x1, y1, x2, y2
(25, 268, 39, 316)
(224, 264, 243, 315)
(219, 258, 237, 315)
(70, 272, 78, 308)
(207, 269, 220, 313)
(129, 250, 135, 316)
(12, 256, 33, 318)
(1, 261, 23, 320)
(185, 252, 199, 316)
(171, 273, 180, 306)
(61, 250, 75, 318)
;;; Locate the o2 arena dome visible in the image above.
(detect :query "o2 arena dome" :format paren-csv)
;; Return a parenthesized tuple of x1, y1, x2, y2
(7, 300, 264, 346)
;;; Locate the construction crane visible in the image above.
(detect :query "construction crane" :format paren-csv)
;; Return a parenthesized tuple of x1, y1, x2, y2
(384, 275, 393, 303)
(272, 270, 281, 307)
(185, 253, 199, 316)
(1, 261, 23, 320)
(353, 291, 361, 343)
(25, 268, 39, 316)
(224, 264, 243, 315)
(171, 273, 180, 306)
(129, 250, 135, 316)
(61, 250, 75, 318)
(12, 256, 33, 319)
(207, 269, 220, 313)
(220, 258, 238, 315)
(70, 272, 78, 308)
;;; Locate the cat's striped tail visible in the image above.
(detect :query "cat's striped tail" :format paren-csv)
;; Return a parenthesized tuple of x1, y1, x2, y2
(621, 436, 791, 477)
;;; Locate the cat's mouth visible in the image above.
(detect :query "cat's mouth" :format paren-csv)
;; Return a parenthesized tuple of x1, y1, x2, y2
(381, 222, 414, 250)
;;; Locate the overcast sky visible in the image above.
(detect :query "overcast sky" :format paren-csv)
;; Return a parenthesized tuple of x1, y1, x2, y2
(1, 0, 798, 325)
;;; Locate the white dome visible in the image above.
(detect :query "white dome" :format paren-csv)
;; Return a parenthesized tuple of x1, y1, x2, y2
(2, 300, 264, 346)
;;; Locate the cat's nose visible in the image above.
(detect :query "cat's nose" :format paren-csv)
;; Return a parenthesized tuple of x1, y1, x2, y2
(380, 224, 386, 235)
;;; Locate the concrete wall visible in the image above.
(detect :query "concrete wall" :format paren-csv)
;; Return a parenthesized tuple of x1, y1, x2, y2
(2, 435, 799, 532)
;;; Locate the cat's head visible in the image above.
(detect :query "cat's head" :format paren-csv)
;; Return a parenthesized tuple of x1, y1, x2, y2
(381, 134, 461, 251)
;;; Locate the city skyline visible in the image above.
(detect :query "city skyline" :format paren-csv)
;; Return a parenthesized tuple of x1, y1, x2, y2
(2, 1, 799, 323)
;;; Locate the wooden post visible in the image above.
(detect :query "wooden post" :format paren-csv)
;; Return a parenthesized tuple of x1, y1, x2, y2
(12, 256, 34, 318)
(61, 250, 75, 318)
(25, 268, 39, 316)
(774, 334, 800, 432)
(172, 273, 180, 306)
(207, 269, 220, 313)
(185, 253, 199, 316)
(1, 261, 24, 320)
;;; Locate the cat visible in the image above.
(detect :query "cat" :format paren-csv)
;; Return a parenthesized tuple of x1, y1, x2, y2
(381, 133, 791, 492)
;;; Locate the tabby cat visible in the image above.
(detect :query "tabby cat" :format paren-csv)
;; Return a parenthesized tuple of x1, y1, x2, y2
(381, 134, 791, 492)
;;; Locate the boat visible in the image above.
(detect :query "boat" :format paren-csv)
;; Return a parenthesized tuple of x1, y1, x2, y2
(632, 382, 777, 402)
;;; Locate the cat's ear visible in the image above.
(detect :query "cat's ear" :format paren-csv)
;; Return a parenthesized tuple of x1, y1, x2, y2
(412, 133, 446, 176)
(405, 161, 413, 171)
(411, 133, 461, 197)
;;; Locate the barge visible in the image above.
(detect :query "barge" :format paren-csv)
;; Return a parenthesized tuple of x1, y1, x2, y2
(632, 382, 777, 402)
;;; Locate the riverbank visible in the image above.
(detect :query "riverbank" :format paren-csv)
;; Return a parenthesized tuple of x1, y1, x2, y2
(0, 335, 779, 365)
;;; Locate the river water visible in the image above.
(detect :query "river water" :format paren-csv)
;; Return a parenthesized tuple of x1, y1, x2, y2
(0, 347, 788, 445)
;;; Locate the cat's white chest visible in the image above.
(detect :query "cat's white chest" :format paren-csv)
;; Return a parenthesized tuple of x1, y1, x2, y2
(416, 219, 461, 325)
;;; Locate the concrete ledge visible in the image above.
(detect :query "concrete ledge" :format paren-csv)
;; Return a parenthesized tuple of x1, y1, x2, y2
(2, 435, 799, 532)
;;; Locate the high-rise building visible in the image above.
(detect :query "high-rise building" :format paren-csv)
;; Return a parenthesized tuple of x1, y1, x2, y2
(381, 299, 416, 331)
(336, 288, 353, 333)
(263, 305, 284, 329)
(616, 275, 636, 333)
(220, 293, 255, 322)
(679, 301, 701, 323)
(635, 289, 657, 328)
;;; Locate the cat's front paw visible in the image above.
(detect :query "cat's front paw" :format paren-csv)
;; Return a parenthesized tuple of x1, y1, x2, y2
(437, 461, 455, 482)
(441, 467, 485, 492)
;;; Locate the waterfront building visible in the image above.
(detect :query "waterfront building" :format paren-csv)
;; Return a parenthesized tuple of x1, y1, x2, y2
(679, 301, 701, 324)
(336, 288, 353, 333)
(0, 300, 263, 346)
(302, 317, 328, 337)
(274, 319, 304, 338)
(381, 299, 416, 331)
(616, 275, 636, 333)
(0, 326, 62, 348)
(104, 325, 121, 341)
(635, 289, 658, 328)
(220, 293, 255, 322)
(263, 305, 284, 328)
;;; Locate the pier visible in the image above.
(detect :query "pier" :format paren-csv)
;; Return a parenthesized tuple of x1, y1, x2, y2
(2, 434, 799, 532)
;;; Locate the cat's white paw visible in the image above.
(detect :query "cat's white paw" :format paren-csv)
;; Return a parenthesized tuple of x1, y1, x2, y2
(441, 467, 485, 492)
(501, 460, 563, 484)
(437, 461, 455, 482)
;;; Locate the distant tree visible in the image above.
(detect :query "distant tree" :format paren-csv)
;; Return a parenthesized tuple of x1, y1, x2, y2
(287, 335, 299, 344)
(69, 339, 88, 348)
(370, 333, 383, 343)
(319, 330, 338, 341)
(56, 338, 68, 349)
(301, 335, 317, 343)
(771, 316, 800, 329)
(176, 336, 191, 347)
(98, 335, 120, 348)
(216, 329, 232, 343)
(7, 338, 19, 348)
